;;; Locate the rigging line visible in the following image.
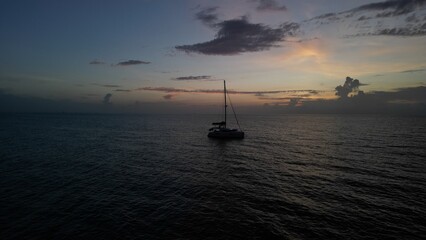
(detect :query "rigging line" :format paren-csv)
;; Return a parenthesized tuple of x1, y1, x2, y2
(223, 99, 225, 123)
(227, 91, 242, 131)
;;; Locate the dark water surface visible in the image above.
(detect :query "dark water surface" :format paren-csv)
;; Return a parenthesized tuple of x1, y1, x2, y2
(1, 114, 425, 239)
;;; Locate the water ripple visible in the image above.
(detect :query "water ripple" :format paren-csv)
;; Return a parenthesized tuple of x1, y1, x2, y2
(1, 114, 425, 239)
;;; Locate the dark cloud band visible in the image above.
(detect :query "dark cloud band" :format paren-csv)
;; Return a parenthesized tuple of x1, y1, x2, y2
(116, 60, 151, 66)
(139, 86, 320, 96)
(89, 60, 106, 65)
(173, 75, 212, 81)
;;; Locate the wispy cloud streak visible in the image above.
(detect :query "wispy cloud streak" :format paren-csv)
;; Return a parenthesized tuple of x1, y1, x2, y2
(114, 89, 132, 92)
(195, 7, 219, 27)
(139, 86, 322, 95)
(349, 0, 426, 16)
(163, 94, 175, 100)
(115, 60, 151, 66)
(399, 68, 426, 73)
(251, 0, 287, 12)
(306, 0, 426, 37)
(89, 60, 106, 65)
(102, 84, 121, 88)
(172, 75, 213, 81)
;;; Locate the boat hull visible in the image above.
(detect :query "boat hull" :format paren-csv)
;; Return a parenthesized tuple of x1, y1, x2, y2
(208, 131, 244, 139)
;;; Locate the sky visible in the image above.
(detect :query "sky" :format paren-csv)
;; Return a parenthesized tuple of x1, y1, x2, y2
(0, 0, 425, 114)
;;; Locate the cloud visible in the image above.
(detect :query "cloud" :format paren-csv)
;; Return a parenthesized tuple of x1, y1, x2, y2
(311, 0, 426, 20)
(172, 75, 212, 81)
(90, 59, 152, 66)
(139, 86, 322, 96)
(288, 98, 300, 107)
(115, 60, 151, 66)
(370, 86, 426, 103)
(372, 26, 426, 36)
(372, 68, 426, 77)
(89, 60, 106, 65)
(258, 92, 313, 100)
(406, 13, 421, 22)
(335, 76, 367, 98)
(349, 25, 426, 37)
(259, 86, 426, 115)
(92, 83, 122, 88)
(252, 0, 287, 12)
(114, 89, 132, 92)
(163, 94, 175, 100)
(307, 0, 426, 37)
(176, 16, 299, 55)
(258, 97, 296, 100)
(356, 86, 425, 111)
(1, 86, 424, 115)
(139, 86, 223, 94)
(349, 0, 426, 16)
(101, 84, 121, 88)
(257, 92, 315, 107)
(102, 93, 112, 105)
(195, 7, 219, 27)
(399, 68, 426, 73)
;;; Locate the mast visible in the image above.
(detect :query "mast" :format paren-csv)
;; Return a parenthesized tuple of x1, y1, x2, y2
(224, 80, 227, 128)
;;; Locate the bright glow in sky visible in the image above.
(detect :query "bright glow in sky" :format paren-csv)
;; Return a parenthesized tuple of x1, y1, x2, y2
(0, 0, 425, 114)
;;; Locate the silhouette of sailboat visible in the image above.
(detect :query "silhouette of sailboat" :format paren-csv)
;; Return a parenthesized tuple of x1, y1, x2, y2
(208, 80, 244, 139)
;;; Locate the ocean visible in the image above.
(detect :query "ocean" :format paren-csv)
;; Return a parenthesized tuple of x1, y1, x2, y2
(1, 113, 425, 239)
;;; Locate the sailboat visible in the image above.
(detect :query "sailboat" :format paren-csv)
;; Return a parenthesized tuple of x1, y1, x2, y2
(208, 80, 244, 139)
